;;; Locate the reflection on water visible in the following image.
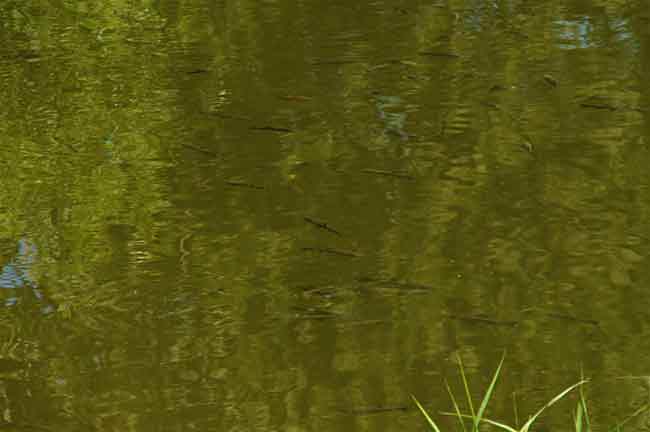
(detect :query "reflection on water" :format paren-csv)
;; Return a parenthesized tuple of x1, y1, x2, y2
(374, 94, 411, 141)
(0, 239, 53, 314)
(0, 240, 36, 291)
(555, 17, 594, 49)
(555, 15, 637, 51)
(0, 0, 650, 430)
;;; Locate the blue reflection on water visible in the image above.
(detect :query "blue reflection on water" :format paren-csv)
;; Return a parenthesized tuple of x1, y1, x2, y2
(555, 17, 594, 49)
(554, 15, 638, 51)
(0, 239, 53, 313)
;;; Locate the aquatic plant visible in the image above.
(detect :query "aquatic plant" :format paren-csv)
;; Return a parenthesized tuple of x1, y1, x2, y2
(413, 357, 650, 431)
(412, 354, 587, 432)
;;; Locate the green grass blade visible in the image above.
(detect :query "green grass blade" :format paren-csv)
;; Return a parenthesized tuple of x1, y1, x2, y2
(440, 411, 517, 432)
(512, 392, 519, 428)
(445, 379, 467, 432)
(575, 398, 584, 432)
(579, 370, 591, 432)
(475, 353, 505, 430)
(480, 417, 518, 432)
(457, 353, 476, 422)
(412, 395, 442, 432)
(609, 403, 650, 432)
(520, 380, 588, 432)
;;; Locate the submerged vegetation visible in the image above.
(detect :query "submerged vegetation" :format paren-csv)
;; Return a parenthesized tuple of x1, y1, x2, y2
(413, 355, 649, 432)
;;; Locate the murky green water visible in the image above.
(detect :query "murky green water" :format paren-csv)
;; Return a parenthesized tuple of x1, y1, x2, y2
(1, 1, 650, 430)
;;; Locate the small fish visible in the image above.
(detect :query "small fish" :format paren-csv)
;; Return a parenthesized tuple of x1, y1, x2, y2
(304, 217, 342, 237)
(362, 168, 415, 180)
(447, 314, 519, 327)
(418, 51, 460, 58)
(225, 181, 264, 190)
(208, 112, 252, 121)
(543, 74, 558, 88)
(488, 84, 508, 93)
(580, 102, 617, 111)
(250, 126, 293, 133)
(181, 144, 219, 157)
(301, 247, 361, 258)
(294, 313, 339, 321)
(338, 405, 409, 415)
(186, 69, 210, 74)
(521, 307, 600, 326)
(279, 95, 312, 102)
(396, 60, 419, 67)
(521, 137, 534, 153)
(541, 312, 599, 326)
(336, 319, 389, 329)
(291, 306, 342, 320)
(357, 276, 433, 293)
(481, 100, 500, 109)
(312, 59, 362, 66)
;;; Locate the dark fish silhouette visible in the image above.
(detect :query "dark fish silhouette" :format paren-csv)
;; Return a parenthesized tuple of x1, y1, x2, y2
(304, 217, 342, 237)
(250, 126, 293, 133)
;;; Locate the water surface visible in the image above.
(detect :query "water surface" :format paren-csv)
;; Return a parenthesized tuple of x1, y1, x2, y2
(1, 1, 650, 430)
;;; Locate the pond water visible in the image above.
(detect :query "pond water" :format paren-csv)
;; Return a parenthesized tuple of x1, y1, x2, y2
(1, 1, 650, 430)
